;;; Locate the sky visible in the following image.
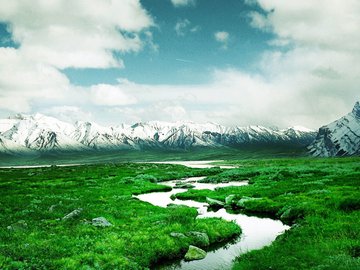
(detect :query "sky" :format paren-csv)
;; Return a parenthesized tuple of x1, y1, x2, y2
(0, 0, 359, 129)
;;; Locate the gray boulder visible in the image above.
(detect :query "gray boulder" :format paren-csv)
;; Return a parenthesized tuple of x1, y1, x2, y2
(92, 217, 112, 227)
(62, 208, 83, 220)
(184, 245, 207, 261)
(170, 232, 187, 239)
(186, 231, 210, 247)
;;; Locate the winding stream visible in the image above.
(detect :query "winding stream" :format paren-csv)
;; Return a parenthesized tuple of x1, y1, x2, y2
(136, 176, 290, 270)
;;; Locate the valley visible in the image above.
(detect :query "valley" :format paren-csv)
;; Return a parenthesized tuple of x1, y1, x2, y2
(0, 157, 359, 269)
(1, 1, 359, 270)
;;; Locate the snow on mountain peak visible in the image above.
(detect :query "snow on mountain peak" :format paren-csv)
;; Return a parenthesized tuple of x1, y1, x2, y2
(8, 113, 30, 120)
(0, 113, 317, 154)
(289, 126, 315, 133)
(309, 101, 360, 156)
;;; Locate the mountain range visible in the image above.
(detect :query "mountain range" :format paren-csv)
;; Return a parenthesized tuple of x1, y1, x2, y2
(0, 114, 315, 155)
(0, 102, 359, 157)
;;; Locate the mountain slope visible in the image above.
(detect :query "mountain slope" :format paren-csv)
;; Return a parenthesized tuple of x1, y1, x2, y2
(0, 114, 316, 155)
(308, 102, 360, 156)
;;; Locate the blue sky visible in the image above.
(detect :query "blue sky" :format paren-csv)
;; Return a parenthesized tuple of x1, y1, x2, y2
(63, 0, 273, 86)
(0, 0, 359, 128)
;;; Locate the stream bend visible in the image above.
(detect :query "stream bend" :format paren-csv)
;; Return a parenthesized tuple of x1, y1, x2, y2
(136, 176, 290, 270)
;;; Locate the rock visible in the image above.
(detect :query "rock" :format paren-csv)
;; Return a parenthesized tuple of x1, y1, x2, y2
(92, 217, 112, 227)
(170, 232, 187, 239)
(206, 197, 224, 208)
(184, 245, 207, 261)
(7, 220, 28, 231)
(225, 194, 236, 206)
(62, 208, 83, 220)
(236, 197, 261, 208)
(186, 231, 210, 247)
(174, 182, 195, 189)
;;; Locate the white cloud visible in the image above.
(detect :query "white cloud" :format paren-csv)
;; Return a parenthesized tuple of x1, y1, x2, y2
(249, 0, 360, 52)
(0, 0, 153, 69)
(1, 0, 359, 130)
(171, 0, 196, 8)
(190, 25, 201, 33)
(90, 84, 137, 106)
(243, 0, 360, 126)
(248, 11, 271, 30)
(105, 102, 188, 124)
(144, 31, 159, 52)
(0, 47, 71, 112)
(175, 19, 200, 36)
(0, 0, 153, 114)
(175, 19, 191, 36)
(214, 31, 229, 42)
(42, 106, 92, 123)
(214, 31, 230, 49)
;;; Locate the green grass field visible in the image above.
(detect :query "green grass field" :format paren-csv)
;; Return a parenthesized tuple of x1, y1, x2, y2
(0, 163, 239, 269)
(174, 158, 360, 270)
(0, 145, 307, 167)
(0, 157, 359, 269)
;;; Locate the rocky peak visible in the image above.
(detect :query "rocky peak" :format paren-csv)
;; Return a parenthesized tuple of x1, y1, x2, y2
(352, 101, 360, 118)
(308, 101, 360, 156)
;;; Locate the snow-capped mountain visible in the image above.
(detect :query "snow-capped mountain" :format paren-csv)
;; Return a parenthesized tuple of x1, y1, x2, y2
(0, 113, 316, 155)
(308, 102, 360, 156)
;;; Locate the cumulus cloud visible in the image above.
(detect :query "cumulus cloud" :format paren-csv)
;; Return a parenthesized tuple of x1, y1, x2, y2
(0, 47, 71, 112)
(0, 0, 153, 69)
(243, 0, 360, 126)
(214, 31, 230, 49)
(171, 0, 196, 8)
(249, 0, 360, 52)
(0, 0, 153, 114)
(0, 0, 359, 129)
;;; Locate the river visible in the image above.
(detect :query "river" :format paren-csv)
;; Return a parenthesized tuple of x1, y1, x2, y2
(135, 176, 290, 270)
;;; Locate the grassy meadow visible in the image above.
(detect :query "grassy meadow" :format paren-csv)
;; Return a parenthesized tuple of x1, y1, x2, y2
(0, 163, 239, 269)
(0, 156, 359, 269)
(174, 157, 360, 270)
